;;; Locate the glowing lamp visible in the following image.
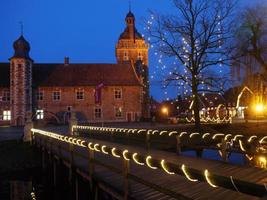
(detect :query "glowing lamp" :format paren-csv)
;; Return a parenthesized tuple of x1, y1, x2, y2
(257, 156, 267, 169)
(255, 104, 264, 112)
(162, 107, 168, 114)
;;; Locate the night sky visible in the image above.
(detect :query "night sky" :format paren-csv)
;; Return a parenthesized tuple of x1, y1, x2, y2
(0, 0, 263, 100)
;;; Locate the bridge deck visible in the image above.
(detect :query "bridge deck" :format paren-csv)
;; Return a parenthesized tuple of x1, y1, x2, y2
(35, 131, 266, 200)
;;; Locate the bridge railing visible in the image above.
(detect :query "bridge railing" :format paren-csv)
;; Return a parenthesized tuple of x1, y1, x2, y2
(72, 125, 267, 162)
(31, 128, 267, 198)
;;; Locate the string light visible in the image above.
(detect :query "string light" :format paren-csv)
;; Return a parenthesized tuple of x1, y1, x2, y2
(181, 164, 198, 182)
(132, 153, 145, 165)
(123, 150, 130, 161)
(112, 148, 121, 158)
(146, 156, 158, 169)
(101, 145, 109, 155)
(161, 160, 175, 175)
(204, 169, 217, 187)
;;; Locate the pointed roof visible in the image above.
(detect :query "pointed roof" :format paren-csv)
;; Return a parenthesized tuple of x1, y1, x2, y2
(10, 35, 33, 61)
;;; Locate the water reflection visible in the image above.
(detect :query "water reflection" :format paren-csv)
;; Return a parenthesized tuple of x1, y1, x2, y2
(181, 149, 245, 165)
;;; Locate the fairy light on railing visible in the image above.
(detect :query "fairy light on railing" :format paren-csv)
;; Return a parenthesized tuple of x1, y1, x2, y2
(32, 128, 264, 191)
(88, 142, 94, 151)
(146, 156, 158, 169)
(161, 160, 175, 175)
(224, 134, 232, 141)
(112, 148, 121, 158)
(133, 153, 145, 165)
(159, 131, 168, 135)
(202, 133, 210, 139)
(123, 150, 130, 161)
(189, 133, 199, 138)
(259, 136, 267, 144)
(248, 135, 257, 143)
(169, 131, 178, 136)
(101, 145, 109, 155)
(239, 140, 246, 152)
(179, 132, 187, 137)
(181, 164, 198, 182)
(212, 133, 224, 140)
(204, 169, 217, 188)
(94, 144, 100, 152)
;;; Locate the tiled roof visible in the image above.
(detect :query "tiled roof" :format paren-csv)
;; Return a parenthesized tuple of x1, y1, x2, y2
(119, 27, 143, 40)
(0, 62, 142, 87)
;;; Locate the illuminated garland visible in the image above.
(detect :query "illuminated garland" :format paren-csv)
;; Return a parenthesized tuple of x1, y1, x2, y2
(31, 128, 262, 191)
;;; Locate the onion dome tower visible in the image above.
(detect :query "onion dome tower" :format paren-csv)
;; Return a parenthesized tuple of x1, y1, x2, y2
(9, 35, 33, 126)
(116, 10, 149, 66)
(116, 9, 150, 119)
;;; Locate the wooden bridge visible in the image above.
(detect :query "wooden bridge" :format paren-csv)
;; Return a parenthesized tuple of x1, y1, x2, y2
(31, 127, 267, 200)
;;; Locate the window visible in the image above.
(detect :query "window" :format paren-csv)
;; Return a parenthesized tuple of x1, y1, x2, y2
(114, 88, 122, 99)
(36, 109, 44, 120)
(36, 91, 44, 101)
(76, 89, 84, 100)
(3, 110, 11, 121)
(67, 106, 72, 112)
(123, 51, 128, 61)
(53, 91, 61, 101)
(94, 108, 102, 119)
(115, 107, 123, 118)
(2, 90, 10, 102)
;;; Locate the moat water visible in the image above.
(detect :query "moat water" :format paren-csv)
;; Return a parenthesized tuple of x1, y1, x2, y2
(0, 150, 245, 200)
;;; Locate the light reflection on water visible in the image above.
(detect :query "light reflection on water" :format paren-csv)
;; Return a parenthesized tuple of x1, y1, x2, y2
(181, 149, 245, 165)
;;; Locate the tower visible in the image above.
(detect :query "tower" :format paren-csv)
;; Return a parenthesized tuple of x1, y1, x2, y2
(9, 35, 33, 126)
(116, 10, 149, 66)
(116, 10, 150, 119)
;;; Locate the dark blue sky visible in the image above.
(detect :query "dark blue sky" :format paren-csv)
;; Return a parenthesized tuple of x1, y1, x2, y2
(0, 0, 261, 100)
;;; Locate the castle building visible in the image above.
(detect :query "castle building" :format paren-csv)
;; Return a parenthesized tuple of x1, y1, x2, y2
(0, 10, 150, 126)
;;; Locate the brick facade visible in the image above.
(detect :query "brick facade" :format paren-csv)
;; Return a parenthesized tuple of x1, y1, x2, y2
(0, 10, 150, 126)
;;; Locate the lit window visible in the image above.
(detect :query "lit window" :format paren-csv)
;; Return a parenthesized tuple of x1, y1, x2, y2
(53, 91, 61, 101)
(76, 89, 84, 100)
(3, 110, 11, 121)
(124, 51, 128, 61)
(36, 110, 44, 120)
(114, 88, 122, 99)
(36, 91, 44, 101)
(94, 108, 102, 119)
(2, 90, 10, 102)
(115, 107, 123, 118)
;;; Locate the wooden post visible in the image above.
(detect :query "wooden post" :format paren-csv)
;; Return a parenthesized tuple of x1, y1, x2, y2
(75, 175, 79, 200)
(69, 143, 74, 184)
(146, 134, 150, 150)
(221, 139, 228, 162)
(110, 131, 114, 142)
(53, 157, 57, 187)
(42, 147, 47, 172)
(123, 159, 130, 200)
(88, 148, 95, 195)
(176, 135, 181, 155)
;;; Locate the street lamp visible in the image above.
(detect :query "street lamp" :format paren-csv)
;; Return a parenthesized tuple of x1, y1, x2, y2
(161, 107, 168, 116)
(255, 103, 265, 126)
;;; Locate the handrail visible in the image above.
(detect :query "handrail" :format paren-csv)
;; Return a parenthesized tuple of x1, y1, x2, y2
(32, 128, 267, 197)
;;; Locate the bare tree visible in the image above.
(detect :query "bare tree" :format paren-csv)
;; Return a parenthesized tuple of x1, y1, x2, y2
(146, 0, 236, 128)
(235, 4, 267, 72)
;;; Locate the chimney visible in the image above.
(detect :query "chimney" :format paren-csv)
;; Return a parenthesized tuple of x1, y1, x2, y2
(64, 57, 69, 66)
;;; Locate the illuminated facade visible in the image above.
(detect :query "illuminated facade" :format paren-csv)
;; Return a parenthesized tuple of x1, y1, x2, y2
(0, 10, 150, 126)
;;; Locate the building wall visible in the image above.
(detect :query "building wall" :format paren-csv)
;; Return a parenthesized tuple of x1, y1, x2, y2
(116, 39, 149, 66)
(34, 85, 142, 123)
(0, 87, 11, 125)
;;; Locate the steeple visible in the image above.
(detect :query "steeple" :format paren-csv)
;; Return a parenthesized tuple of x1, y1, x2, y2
(10, 35, 32, 61)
